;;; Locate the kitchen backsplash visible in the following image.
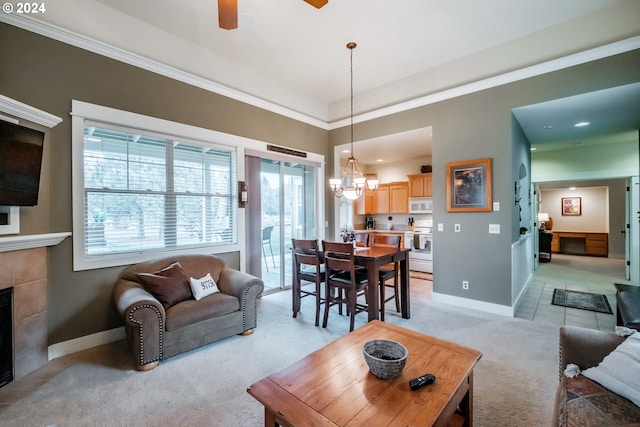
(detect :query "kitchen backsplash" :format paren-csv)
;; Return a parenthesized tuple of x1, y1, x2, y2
(353, 214, 432, 230)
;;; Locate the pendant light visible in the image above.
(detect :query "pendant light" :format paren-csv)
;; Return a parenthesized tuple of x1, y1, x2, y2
(329, 42, 378, 200)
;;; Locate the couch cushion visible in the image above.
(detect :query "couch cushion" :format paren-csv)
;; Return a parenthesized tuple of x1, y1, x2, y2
(561, 375, 640, 426)
(136, 261, 192, 309)
(189, 273, 220, 300)
(165, 292, 240, 331)
(582, 331, 640, 407)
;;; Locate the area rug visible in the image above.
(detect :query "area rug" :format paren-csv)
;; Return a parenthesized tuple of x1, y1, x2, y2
(551, 288, 613, 314)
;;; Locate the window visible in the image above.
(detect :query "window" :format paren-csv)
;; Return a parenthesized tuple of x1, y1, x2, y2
(72, 102, 238, 270)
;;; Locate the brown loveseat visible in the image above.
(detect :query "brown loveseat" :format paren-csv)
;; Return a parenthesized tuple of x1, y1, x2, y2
(113, 254, 264, 371)
(553, 326, 640, 426)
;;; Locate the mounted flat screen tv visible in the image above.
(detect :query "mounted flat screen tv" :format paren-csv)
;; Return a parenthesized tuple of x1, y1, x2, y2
(0, 120, 45, 206)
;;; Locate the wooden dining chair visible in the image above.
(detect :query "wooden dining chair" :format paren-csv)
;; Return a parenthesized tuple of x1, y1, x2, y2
(321, 240, 369, 332)
(291, 238, 325, 326)
(369, 233, 401, 321)
(354, 232, 369, 247)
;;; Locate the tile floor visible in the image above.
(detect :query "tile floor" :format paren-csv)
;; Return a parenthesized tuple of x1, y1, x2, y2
(514, 254, 630, 331)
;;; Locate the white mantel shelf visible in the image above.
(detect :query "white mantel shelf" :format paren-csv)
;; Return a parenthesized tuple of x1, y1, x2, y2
(0, 232, 71, 253)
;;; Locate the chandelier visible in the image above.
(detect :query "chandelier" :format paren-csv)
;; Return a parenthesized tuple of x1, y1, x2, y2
(329, 42, 378, 200)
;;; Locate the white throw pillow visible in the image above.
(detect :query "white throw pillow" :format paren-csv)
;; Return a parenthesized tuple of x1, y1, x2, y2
(582, 331, 640, 407)
(189, 273, 220, 300)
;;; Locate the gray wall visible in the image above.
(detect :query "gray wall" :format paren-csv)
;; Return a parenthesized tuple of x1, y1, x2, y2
(2, 20, 639, 344)
(1, 23, 327, 344)
(329, 49, 640, 307)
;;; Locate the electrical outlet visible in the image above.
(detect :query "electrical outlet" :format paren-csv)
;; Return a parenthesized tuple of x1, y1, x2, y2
(462, 280, 469, 290)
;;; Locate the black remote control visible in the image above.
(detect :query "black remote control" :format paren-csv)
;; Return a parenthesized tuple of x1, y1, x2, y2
(409, 373, 436, 390)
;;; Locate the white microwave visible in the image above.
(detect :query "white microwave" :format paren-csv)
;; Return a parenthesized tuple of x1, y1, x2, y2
(409, 197, 433, 214)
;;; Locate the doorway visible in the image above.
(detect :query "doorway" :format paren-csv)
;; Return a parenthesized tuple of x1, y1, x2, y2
(245, 154, 320, 293)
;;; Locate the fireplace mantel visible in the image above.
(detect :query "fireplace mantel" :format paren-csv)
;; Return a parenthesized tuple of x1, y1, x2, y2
(0, 232, 71, 253)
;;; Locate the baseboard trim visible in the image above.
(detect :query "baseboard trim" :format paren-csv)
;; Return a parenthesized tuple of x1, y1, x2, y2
(48, 327, 125, 360)
(432, 292, 514, 317)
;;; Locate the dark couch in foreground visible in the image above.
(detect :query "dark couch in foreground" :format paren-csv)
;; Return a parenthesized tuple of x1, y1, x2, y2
(113, 254, 264, 370)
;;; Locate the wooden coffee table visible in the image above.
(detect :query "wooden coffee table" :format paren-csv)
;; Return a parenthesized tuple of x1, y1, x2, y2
(247, 320, 482, 427)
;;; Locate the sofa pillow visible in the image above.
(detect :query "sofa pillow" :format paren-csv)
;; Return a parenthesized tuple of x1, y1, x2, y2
(582, 331, 640, 407)
(189, 273, 220, 300)
(136, 261, 192, 309)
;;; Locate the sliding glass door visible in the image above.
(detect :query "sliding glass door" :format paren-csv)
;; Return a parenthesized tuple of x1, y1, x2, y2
(246, 155, 319, 293)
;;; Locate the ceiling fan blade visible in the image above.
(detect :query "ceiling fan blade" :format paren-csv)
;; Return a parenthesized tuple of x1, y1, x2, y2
(218, 0, 238, 30)
(304, 0, 328, 8)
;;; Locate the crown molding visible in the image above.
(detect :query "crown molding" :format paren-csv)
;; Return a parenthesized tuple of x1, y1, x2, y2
(2, 14, 638, 131)
(0, 94, 63, 128)
(330, 35, 640, 130)
(0, 14, 328, 130)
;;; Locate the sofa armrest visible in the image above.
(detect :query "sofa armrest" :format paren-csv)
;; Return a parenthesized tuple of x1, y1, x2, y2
(558, 326, 625, 381)
(218, 268, 264, 331)
(113, 279, 166, 369)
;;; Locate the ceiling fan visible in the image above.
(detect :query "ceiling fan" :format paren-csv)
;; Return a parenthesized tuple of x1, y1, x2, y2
(218, 0, 328, 30)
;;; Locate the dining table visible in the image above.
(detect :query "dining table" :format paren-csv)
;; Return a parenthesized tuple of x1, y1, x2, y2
(352, 245, 411, 321)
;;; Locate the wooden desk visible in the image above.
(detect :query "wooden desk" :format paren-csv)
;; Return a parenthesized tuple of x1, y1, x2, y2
(354, 246, 411, 320)
(247, 320, 482, 427)
(551, 231, 608, 257)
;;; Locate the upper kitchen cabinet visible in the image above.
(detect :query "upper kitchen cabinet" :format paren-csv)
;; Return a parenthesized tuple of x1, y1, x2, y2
(374, 184, 390, 213)
(408, 173, 432, 197)
(389, 182, 409, 213)
(353, 173, 377, 215)
(353, 181, 408, 214)
(354, 189, 374, 215)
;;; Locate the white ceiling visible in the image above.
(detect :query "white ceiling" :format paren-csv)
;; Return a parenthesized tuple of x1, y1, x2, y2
(7, 0, 638, 164)
(21, 0, 635, 123)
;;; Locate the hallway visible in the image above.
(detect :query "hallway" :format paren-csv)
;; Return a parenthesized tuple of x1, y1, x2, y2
(515, 254, 630, 331)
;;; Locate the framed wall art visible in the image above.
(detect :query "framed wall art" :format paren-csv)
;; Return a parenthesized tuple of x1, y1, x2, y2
(446, 158, 492, 212)
(561, 197, 581, 216)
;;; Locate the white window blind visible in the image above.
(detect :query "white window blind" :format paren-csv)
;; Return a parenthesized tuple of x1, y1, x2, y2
(83, 123, 237, 257)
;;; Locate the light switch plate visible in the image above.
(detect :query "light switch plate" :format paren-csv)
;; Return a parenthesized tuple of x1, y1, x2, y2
(489, 224, 500, 234)
(454, 224, 461, 232)
(437, 223, 443, 232)
(493, 202, 500, 211)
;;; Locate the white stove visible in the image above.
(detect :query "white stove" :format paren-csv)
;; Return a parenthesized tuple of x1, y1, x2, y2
(404, 219, 433, 273)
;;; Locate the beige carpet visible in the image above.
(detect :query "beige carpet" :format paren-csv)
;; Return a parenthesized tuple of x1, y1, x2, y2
(0, 284, 559, 426)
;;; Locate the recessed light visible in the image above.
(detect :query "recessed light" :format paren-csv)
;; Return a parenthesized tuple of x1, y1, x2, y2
(574, 121, 590, 127)
(342, 149, 350, 153)
(543, 125, 554, 129)
(530, 147, 537, 151)
(376, 159, 383, 162)
(569, 186, 576, 190)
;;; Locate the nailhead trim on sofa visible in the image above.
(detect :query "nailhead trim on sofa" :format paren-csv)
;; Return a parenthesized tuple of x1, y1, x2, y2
(128, 303, 164, 365)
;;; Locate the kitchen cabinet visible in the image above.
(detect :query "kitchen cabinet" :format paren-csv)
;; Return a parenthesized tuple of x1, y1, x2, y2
(353, 182, 408, 214)
(408, 173, 432, 197)
(389, 182, 409, 213)
(353, 191, 373, 215)
(374, 184, 390, 213)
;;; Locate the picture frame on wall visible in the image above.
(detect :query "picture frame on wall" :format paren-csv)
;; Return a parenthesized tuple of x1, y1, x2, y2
(446, 158, 492, 212)
(561, 197, 582, 216)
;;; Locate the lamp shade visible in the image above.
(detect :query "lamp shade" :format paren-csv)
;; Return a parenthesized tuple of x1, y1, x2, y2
(537, 212, 550, 222)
